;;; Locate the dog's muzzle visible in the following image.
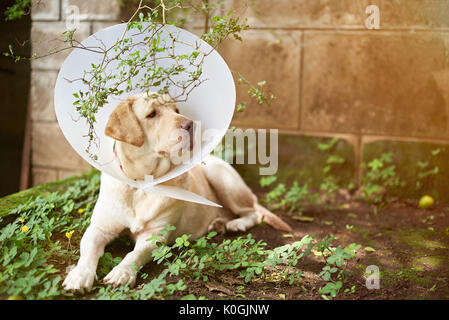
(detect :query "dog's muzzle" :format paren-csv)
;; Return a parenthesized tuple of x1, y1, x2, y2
(180, 119, 194, 150)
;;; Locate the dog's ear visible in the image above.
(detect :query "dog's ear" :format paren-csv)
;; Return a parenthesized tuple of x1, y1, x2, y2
(105, 97, 145, 147)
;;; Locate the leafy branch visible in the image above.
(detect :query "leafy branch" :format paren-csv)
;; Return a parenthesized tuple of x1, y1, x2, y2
(4, 0, 255, 160)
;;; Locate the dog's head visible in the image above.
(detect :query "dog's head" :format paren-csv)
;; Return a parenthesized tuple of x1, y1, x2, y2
(105, 93, 194, 180)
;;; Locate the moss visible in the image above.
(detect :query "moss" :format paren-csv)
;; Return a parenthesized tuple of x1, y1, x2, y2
(0, 169, 99, 218)
(351, 227, 377, 247)
(411, 256, 444, 271)
(381, 267, 434, 287)
(353, 226, 448, 291)
(394, 229, 446, 251)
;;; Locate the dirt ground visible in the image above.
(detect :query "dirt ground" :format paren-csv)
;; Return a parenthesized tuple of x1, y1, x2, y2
(92, 191, 449, 300)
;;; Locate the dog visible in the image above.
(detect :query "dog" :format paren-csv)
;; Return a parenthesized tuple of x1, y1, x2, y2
(63, 93, 291, 293)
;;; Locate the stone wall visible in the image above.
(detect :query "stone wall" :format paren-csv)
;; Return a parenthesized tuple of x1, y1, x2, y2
(218, 0, 449, 198)
(30, 0, 120, 185)
(29, 0, 449, 199)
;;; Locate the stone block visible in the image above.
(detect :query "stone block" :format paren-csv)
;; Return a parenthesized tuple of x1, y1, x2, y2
(62, 0, 120, 21)
(31, 0, 60, 21)
(31, 21, 90, 70)
(226, 0, 449, 29)
(219, 30, 301, 129)
(32, 167, 58, 186)
(301, 31, 449, 139)
(58, 169, 85, 180)
(30, 70, 57, 121)
(32, 122, 91, 169)
(91, 21, 116, 34)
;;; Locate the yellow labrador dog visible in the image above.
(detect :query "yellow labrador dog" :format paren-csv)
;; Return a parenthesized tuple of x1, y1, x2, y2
(63, 93, 291, 293)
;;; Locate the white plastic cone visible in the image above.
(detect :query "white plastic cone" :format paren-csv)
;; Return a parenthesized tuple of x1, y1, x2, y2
(54, 23, 235, 206)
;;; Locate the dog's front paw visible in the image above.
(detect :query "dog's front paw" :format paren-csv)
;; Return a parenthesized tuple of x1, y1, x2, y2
(63, 265, 96, 294)
(104, 266, 137, 287)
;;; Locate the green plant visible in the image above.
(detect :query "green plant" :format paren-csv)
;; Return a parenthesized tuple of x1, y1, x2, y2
(284, 181, 314, 214)
(259, 175, 277, 187)
(315, 238, 360, 299)
(97, 253, 123, 278)
(415, 148, 444, 191)
(235, 73, 276, 110)
(262, 182, 286, 209)
(153, 225, 359, 294)
(317, 137, 339, 152)
(318, 138, 346, 204)
(4, 0, 30, 21)
(361, 152, 405, 207)
(150, 228, 269, 282)
(0, 173, 100, 299)
(260, 176, 320, 214)
(261, 235, 315, 284)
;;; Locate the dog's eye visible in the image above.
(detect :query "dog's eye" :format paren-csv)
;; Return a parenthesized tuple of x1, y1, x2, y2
(146, 110, 157, 118)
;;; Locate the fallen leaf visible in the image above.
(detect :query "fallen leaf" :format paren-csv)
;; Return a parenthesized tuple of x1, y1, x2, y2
(219, 275, 244, 285)
(293, 216, 314, 222)
(282, 233, 294, 238)
(364, 247, 376, 252)
(206, 282, 234, 296)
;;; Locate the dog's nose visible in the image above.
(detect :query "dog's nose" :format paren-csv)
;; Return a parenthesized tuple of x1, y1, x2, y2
(180, 119, 194, 150)
(180, 119, 193, 132)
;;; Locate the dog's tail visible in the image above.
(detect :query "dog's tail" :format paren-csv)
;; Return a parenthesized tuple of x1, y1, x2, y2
(255, 203, 292, 232)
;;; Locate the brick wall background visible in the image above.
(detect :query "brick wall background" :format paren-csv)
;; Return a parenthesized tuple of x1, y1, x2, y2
(29, 0, 449, 198)
(30, 0, 120, 185)
(217, 0, 449, 195)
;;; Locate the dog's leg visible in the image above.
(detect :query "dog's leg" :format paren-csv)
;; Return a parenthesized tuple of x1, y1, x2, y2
(103, 231, 158, 287)
(202, 156, 291, 233)
(63, 225, 117, 293)
(201, 156, 261, 232)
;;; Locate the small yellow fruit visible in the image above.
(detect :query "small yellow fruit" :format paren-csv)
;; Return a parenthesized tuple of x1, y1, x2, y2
(419, 195, 435, 209)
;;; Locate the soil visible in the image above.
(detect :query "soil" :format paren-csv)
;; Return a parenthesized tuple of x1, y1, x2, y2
(63, 193, 449, 300)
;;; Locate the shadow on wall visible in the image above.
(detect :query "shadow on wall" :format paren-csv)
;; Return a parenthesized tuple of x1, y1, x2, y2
(0, 0, 31, 197)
